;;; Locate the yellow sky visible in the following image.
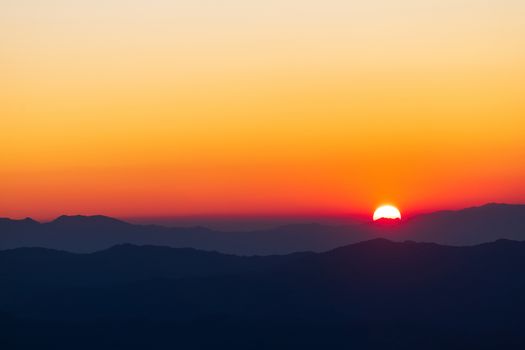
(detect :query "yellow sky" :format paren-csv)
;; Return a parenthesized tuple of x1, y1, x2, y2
(1, 0, 525, 219)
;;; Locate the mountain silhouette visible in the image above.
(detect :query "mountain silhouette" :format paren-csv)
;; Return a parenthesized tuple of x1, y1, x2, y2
(372, 217, 401, 226)
(1, 239, 524, 349)
(49, 214, 131, 228)
(389, 203, 525, 244)
(1, 203, 525, 254)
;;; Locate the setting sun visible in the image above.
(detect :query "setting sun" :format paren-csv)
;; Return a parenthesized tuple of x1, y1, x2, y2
(373, 205, 401, 221)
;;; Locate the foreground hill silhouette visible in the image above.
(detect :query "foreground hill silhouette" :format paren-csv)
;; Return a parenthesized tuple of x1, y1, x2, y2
(1, 239, 525, 349)
(1, 203, 525, 254)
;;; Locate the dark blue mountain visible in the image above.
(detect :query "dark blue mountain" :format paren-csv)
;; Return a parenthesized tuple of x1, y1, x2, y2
(1, 203, 525, 254)
(1, 239, 524, 349)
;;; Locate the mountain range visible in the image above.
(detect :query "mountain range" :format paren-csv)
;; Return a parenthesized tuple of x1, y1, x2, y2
(1, 238, 525, 349)
(1, 203, 525, 254)
(2, 204, 525, 348)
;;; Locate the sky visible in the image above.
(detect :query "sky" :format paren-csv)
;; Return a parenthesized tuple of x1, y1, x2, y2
(1, 0, 525, 220)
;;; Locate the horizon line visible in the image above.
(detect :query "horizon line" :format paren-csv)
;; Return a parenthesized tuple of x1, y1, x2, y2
(2, 202, 523, 224)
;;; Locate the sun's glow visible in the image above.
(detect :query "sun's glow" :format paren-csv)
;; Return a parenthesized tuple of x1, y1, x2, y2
(373, 205, 401, 221)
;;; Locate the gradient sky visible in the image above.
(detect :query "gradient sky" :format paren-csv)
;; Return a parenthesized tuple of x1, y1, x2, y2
(2, 0, 525, 220)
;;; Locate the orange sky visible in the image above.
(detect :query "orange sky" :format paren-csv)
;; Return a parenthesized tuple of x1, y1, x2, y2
(2, 1, 525, 220)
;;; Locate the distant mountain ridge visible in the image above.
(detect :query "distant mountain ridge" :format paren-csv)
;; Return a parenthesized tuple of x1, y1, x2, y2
(1, 203, 525, 254)
(50, 214, 130, 226)
(2, 237, 525, 348)
(1, 239, 525, 325)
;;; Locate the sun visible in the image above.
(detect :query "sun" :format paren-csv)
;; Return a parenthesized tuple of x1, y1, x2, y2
(373, 205, 401, 221)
